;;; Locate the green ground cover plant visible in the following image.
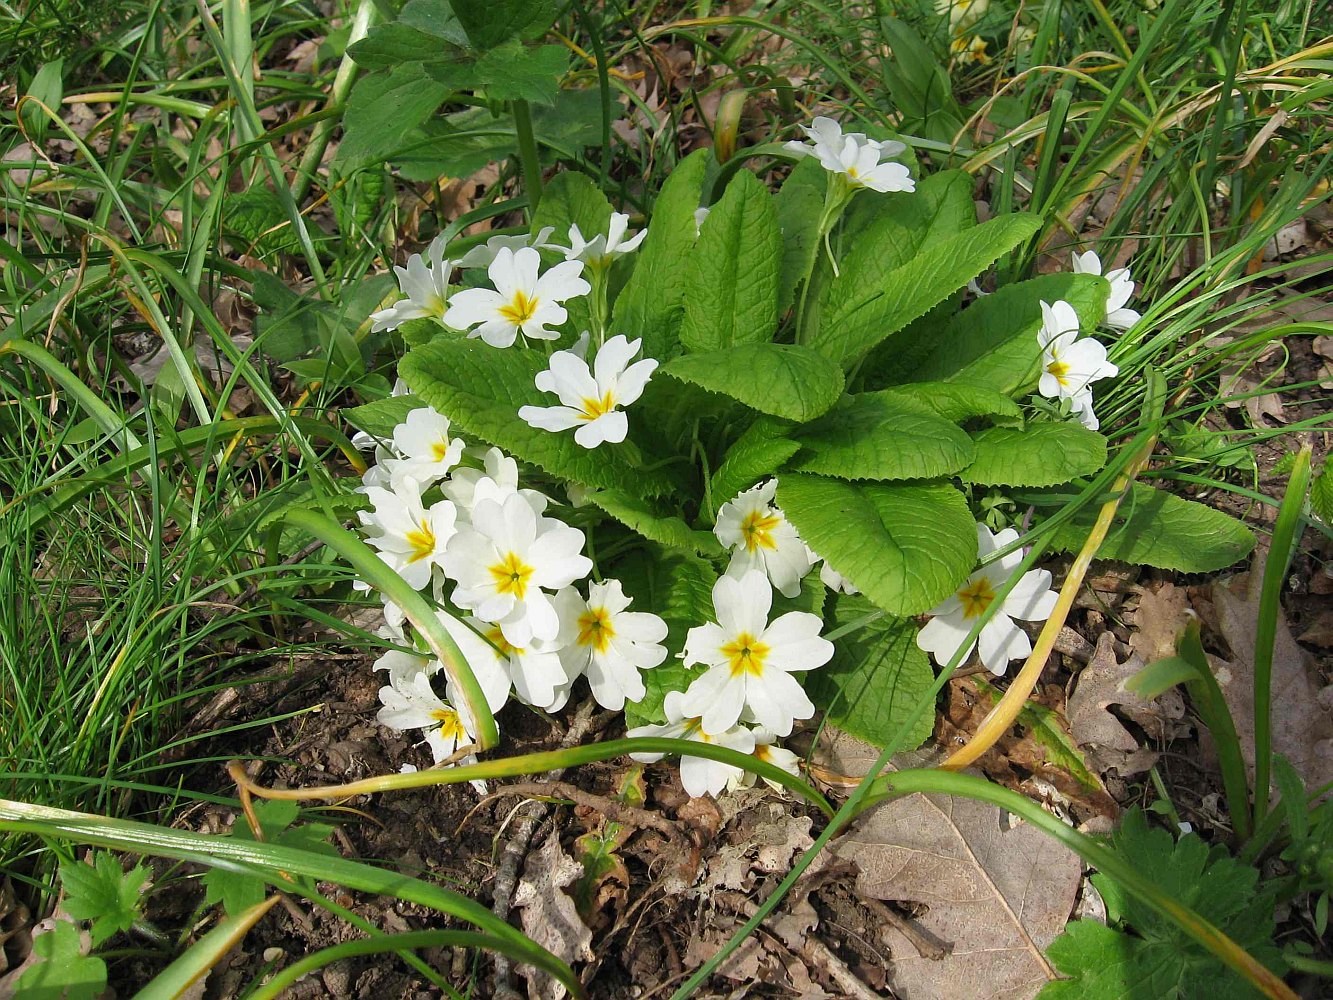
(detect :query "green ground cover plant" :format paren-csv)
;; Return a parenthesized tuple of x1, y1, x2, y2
(1, 0, 1330, 995)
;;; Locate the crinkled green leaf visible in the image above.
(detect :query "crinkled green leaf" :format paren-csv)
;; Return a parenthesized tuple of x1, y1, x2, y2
(661, 343, 844, 422)
(810, 213, 1040, 367)
(15, 920, 107, 1000)
(876, 382, 1023, 425)
(914, 272, 1109, 393)
(778, 475, 976, 616)
(709, 418, 800, 512)
(335, 64, 451, 172)
(448, 0, 557, 50)
(962, 422, 1107, 487)
(1310, 460, 1333, 525)
(400, 338, 672, 495)
(474, 41, 566, 104)
(790, 392, 974, 481)
(1042, 809, 1284, 1000)
(806, 594, 934, 750)
(1046, 482, 1255, 573)
(774, 156, 828, 315)
(59, 852, 150, 946)
(224, 190, 307, 258)
(679, 170, 781, 352)
(613, 149, 710, 361)
(585, 488, 722, 556)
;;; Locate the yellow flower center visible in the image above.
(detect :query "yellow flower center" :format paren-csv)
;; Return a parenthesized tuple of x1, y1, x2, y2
(429, 707, 467, 744)
(957, 577, 996, 619)
(577, 606, 616, 653)
(1046, 358, 1071, 386)
(722, 631, 770, 678)
(430, 438, 453, 462)
(498, 289, 539, 326)
(484, 626, 523, 658)
(579, 391, 617, 421)
(740, 508, 782, 552)
(405, 520, 437, 563)
(425, 293, 446, 320)
(488, 551, 535, 600)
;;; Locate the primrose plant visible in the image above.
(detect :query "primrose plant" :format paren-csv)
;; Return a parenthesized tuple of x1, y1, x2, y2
(344, 117, 1254, 795)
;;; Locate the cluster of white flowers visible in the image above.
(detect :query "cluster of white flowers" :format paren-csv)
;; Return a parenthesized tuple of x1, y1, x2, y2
(784, 117, 915, 195)
(1033, 249, 1137, 430)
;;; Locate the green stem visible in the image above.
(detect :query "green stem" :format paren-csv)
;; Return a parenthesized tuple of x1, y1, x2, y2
(867, 770, 1298, 1000)
(282, 509, 500, 750)
(512, 99, 543, 219)
(1253, 443, 1313, 830)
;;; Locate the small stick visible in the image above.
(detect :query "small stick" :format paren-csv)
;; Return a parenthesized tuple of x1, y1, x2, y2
(483, 780, 678, 838)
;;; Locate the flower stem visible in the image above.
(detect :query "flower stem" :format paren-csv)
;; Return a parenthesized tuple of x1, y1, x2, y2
(512, 99, 543, 219)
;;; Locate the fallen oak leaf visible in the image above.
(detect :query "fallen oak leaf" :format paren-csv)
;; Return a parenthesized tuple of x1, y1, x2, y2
(511, 831, 593, 1000)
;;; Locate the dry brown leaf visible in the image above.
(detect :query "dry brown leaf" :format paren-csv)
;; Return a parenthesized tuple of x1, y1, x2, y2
(813, 731, 1080, 999)
(1298, 610, 1333, 648)
(1127, 581, 1192, 663)
(1199, 571, 1333, 792)
(512, 831, 593, 1000)
(1066, 632, 1188, 777)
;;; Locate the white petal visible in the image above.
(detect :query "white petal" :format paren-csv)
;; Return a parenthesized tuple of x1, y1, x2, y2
(977, 616, 1029, 676)
(573, 412, 627, 448)
(916, 613, 976, 668)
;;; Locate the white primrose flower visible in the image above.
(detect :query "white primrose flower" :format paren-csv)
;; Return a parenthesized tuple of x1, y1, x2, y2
(442, 247, 590, 348)
(376, 669, 482, 767)
(563, 212, 647, 271)
(442, 446, 549, 522)
(552, 579, 668, 710)
(916, 522, 1059, 676)
(350, 378, 410, 452)
(456, 226, 561, 269)
(373, 647, 435, 687)
(1072, 250, 1141, 331)
(783, 116, 914, 194)
(518, 334, 658, 449)
(715, 480, 812, 599)
(1037, 299, 1119, 404)
(464, 617, 571, 712)
(442, 492, 592, 647)
(627, 691, 757, 799)
(371, 407, 465, 491)
(358, 478, 457, 590)
(726, 726, 803, 792)
(370, 237, 455, 333)
(680, 570, 833, 737)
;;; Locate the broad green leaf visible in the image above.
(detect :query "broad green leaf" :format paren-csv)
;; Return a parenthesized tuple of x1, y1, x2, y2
(613, 149, 710, 360)
(400, 338, 672, 495)
(790, 392, 974, 481)
(1311, 460, 1332, 525)
(224, 189, 306, 258)
(806, 595, 934, 750)
(335, 64, 451, 172)
(475, 41, 567, 105)
(59, 852, 150, 946)
(661, 343, 844, 422)
(585, 488, 722, 557)
(400, 0, 471, 43)
(962, 423, 1108, 486)
(448, 0, 557, 50)
(778, 475, 976, 615)
(877, 382, 1023, 425)
(913, 272, 1109, 392)
(809, 213, 1040, 367)
(1046, 482, 1255, 573)
(530, 169, 613, 243)
(20, 60, 64, 142)
(709, 418, 800, 512)
(774, 156, 828, 315)
(348, 23, 463, 69)
(342, 394, 424, 440)
(679, 170, 781, 352)
(14, 919, 107, 1000)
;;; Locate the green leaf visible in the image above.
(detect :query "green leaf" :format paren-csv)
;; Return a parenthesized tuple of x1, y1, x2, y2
(20, 59, 64, 141)
(400, 0, 471, 44)
(789, 392, 975, 481)
(913, 272, 1109, 393)
(530, 169, 613, 247)
(876, 382, 1023, 425)
(876, 17, 966, 144)
(15, 920, 107, 1000)
(661, 343, 844, 422)
(448, 0, 556, 50)
(224, 189, 307, 259)
(475, 41, 567, 105)
(809, 213, 1040, 367)
(806, 595, 934, 750)
(962, 422, 1108, 487)
(709, 418, 800, 511)
(621, 551, 714, 726)
(336, 64, 451, 172)
(59, 852, 150, 946)
(343, 395, 424, 440)
(774, 156, 828, 315)
(1311, 459, 1333, 525)
(203, 801, 336, 916)
(348, 23, 464, 69)
(679, 170, 782, 352)
(1042, 809, 1284, 1000)
(613, 149, 710, 360)
(778, 475, 977, 615)
(585, 488, 722, 557)
(1045, 482, 1255, 573)
(400, 338, 672, 495)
